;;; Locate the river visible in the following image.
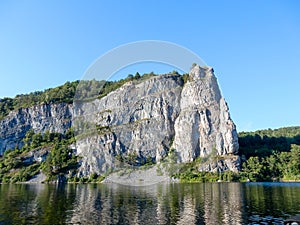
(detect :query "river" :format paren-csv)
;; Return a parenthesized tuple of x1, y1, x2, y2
(0, 182, 299, 224)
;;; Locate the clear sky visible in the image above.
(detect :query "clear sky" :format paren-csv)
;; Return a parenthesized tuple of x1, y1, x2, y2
(0, 0, 299, 132)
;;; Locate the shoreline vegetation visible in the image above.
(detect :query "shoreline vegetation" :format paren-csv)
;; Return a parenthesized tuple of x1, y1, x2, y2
(0, 73, 300, 184)
(0, 125, 299, 184)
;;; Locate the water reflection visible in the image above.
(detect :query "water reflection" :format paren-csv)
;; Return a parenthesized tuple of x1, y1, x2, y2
(0, 182, 299, 224)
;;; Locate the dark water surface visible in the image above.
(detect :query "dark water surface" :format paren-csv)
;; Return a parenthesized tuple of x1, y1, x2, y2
(0, 182, 299, 224)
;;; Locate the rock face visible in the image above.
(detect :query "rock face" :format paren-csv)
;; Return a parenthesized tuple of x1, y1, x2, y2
(0, 103, 72, 155)
(0, 65, 239, 175)
(74, 65, 239, 176)
(73, 74, 183, 175)
(172, 66, 239, 162)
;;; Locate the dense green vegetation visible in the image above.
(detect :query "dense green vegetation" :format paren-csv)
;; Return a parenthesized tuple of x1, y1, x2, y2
(0, 128, 78, 183)
(238, 126, 300, 181)
(239, 144, 300, 181)
(239, 126, 300, 158)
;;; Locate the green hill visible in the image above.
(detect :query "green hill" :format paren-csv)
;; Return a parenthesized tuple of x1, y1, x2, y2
(239, 126, 300, 158)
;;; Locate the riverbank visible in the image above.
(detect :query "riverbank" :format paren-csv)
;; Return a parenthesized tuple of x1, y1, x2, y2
(16, 164, 300, 185)
(102, 165, 178, 186)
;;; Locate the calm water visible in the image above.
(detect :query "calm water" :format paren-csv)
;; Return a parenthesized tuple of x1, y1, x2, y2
(0, 182, 299, 225)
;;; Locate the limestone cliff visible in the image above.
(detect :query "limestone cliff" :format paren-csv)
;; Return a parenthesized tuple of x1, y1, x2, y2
(172, 66, 239, 162)
(73, 65, 239, 175)
(0, 65, 239, 175)
(0, 103, 72, 155)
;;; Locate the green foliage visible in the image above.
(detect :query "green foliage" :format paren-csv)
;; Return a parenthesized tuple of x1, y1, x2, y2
(239, 145, 300, 181)
(240, 156, 266, 182)
(96, 125, 111, 135)
(97, 72, 157, 99)
(0, 128, 77, 183)
(75, 79, 106, 101)
(41, 143, 78, 182)
(171, 156, 240, 183)
(88, 173, 105, 183)
(0, 81, 79, 120)
(191, 63, 197, 69)
(10, 164, 40, 183)
(174, 171, 219, 183)
(240, 126, 300, 139)
(182, 73, 190, 84)
(115, 154, 124, 162)
(171, 70, 179, 75)
(173, 166, 241, 183)
(145, 156, 154, 166)
(239, 126, 300, 158)
(125, 152, 138, 165)
(134, 72, 141, 79)
(219, 171, 240, 182)
(238, 127, 300, 181)
(67, 174, 104, 183)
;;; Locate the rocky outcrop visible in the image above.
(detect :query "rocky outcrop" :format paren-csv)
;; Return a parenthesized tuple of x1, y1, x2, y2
(172, 66, 239, 162)
(74, 65, 239, 176)
(0, 103, 72, 155)
(0, 65, 239, 175)
(73, 75, 183, 176)
(21, 146, 50, 165)
(197, 155, 241, 173)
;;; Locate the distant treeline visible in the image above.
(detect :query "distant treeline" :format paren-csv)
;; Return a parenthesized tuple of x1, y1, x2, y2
(239, 126, 300, 158)
(238, 127, 300, 181)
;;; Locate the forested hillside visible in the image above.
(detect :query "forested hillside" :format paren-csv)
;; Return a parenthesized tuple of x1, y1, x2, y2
(239, 126, 300, 158)
(238, 127, 300, 181)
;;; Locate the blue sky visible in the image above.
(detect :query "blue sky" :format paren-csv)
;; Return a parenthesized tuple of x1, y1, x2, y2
(0, 0, 299, 132)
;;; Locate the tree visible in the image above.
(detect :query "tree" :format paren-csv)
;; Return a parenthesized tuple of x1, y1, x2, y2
(134, 72, 141, 79)
(31, 133, 43, 148)
(288, 144, 300, 178)
(42, 153, 53, 177)
(23, 129, 35, 147)
(242, 157, 264, 181)
(43, 130, 51, 143)
(127, 74, 134, 80)
(265, 154, 280, 180)
(182, 74, 189, 84)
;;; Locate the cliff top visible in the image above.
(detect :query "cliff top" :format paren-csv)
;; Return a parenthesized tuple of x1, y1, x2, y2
(0, 70, 191, 120)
